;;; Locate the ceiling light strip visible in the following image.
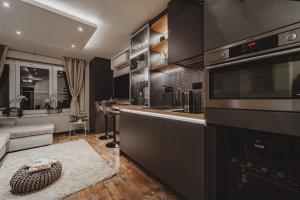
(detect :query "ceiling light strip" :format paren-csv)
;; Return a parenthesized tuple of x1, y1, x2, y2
(20, 0, 97, 28)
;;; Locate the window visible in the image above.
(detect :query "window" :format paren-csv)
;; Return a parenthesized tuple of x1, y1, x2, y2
(20, 66, 50, 110)
(0, 64, 9, 109)
(15, 61, 72, 113)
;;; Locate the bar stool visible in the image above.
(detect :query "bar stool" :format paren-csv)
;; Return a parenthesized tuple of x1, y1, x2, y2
(95, 101, 113, 140)
(105, 110, 120, 148)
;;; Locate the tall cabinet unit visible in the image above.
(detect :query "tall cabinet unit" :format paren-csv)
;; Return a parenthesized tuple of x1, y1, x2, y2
(89, 57, 113, 133)
(130, 24, 151, 106)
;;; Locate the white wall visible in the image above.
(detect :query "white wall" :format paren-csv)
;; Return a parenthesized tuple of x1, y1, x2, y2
(5, 50, 90, 133)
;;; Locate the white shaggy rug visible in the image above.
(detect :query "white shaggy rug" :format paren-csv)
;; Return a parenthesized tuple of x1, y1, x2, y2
(0, 139, 116, 200)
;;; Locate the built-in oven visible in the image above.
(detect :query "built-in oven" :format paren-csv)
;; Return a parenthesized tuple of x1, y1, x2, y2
(205, 23, 300, 112)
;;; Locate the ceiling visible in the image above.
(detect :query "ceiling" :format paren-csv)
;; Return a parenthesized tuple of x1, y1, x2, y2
(0, 0, 169, 61)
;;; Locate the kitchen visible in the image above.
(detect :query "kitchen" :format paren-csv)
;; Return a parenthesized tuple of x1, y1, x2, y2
(1, 0, 300, 199)
(101, 0, 300, 200)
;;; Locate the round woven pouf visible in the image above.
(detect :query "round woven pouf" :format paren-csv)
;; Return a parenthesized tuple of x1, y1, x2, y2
(10, 161, 62, 194)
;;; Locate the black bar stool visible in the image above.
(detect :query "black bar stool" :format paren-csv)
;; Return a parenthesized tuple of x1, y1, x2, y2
(106, 110, 120, 148)
(95, 101, 113, 140)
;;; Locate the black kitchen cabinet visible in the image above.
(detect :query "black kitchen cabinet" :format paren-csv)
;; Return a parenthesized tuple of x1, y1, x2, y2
(119, 111, 139, 159)
(89, 57, 113, 133)
(120, 111, 164, 179)
(136, 114, 164, 179)
(168, 0, 204, 66)
(120, 111, 205, 200)
(164, 119, 205, 200)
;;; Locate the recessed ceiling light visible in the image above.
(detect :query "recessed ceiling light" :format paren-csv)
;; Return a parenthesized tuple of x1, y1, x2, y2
(3, 2, 10, 8)
(16, 30, 22, 35)
(71, 44, 76, 48)
(78, 27, 83, 32)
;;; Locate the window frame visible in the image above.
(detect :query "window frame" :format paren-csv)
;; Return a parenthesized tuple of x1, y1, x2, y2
(14, 61, 70, 114)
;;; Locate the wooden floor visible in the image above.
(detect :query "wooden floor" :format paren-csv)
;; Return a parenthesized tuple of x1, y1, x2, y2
(54, 133, 178, 200)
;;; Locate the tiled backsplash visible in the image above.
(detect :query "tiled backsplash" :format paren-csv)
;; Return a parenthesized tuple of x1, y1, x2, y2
(150, 66, 204, 111)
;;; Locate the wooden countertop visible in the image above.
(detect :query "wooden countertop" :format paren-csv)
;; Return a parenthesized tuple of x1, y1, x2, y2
(113, 104, 205, 124)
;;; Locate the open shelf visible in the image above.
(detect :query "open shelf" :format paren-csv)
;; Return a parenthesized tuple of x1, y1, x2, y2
(151, 39, 168, 53)
(151, 63, 174, 71)
(151, 14, 168, 34)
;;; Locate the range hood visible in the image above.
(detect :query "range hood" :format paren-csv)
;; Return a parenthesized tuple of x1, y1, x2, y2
(174, 54, 204, 69)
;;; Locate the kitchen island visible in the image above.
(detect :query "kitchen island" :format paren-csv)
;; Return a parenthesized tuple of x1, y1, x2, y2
(114, 104, 205, 200)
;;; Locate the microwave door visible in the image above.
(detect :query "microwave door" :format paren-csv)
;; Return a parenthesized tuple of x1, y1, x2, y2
(205, 50, 300, 112)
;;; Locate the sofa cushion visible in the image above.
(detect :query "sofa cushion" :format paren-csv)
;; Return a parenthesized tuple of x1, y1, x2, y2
(0, 132, 10, 148)
(0, 119, 17, 127)
(9, 123, 55, 139)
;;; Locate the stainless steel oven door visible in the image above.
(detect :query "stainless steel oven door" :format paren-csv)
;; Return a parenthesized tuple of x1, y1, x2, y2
(205, 47, 300, 112)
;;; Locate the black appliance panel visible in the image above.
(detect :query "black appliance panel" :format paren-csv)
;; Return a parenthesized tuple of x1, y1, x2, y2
(229, 35, 278, 58)
(204, 0, 300, 51)
(213, 126, 300, 200)
(113, 74, 129, 100)
(209, 52, 300, 99)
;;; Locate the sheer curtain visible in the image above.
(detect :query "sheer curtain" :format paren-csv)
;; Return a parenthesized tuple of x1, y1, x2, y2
(0, 45, 8, 78)
(63, 57, 87, 116)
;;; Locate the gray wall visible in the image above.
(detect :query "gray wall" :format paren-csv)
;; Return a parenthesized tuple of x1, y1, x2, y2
(150, 66, 203, 109)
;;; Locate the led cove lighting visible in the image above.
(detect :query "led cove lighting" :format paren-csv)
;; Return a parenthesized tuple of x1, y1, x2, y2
(3, 2, 10, 7)
(16, 30, 22, 35)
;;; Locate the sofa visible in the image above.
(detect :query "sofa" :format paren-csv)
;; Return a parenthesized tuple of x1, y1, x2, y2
(0, 120, 54, 160)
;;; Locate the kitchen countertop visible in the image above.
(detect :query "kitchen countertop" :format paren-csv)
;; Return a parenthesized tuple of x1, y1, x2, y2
(113, 104, 206, 125)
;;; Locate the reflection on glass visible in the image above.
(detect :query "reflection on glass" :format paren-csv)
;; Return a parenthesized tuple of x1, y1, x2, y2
(57, 71, 71, 108)
(210, 54, 300, 99)
(20, 66, 49, 110)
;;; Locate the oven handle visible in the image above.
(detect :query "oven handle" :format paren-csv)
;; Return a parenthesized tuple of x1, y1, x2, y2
(206, 46, 300, 69)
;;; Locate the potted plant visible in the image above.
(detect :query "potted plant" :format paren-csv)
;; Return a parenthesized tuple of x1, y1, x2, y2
(2, 95, 27, 117)
(44, 95, 62, 114)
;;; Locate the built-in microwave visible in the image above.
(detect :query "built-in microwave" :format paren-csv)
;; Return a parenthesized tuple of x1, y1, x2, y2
(205, 23, 300, 112)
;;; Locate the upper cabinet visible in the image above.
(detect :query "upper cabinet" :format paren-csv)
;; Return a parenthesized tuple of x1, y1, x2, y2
(168, 0, 204, 68)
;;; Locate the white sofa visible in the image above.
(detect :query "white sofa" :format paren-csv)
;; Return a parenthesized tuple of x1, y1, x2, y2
(0, 121, 54, 160)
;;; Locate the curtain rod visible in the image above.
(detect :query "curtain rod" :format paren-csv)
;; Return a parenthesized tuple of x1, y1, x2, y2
(8, 48, 63, 60)
(6, 48, 64, 67)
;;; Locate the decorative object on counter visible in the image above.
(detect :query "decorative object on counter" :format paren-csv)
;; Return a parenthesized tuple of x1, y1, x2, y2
(10, 159, 62, 194)
(2, 95, 27, 117)
(45, 95, 62, 114)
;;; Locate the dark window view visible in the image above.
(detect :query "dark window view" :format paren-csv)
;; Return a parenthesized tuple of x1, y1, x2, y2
(20, 66, 49, 110)
(210, 54, 300, 99)
(57, 71, 71, 109)
(0, 64, 9, 108)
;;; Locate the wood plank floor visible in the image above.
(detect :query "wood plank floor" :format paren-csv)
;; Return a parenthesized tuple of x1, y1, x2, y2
(54, 133, 178, 200)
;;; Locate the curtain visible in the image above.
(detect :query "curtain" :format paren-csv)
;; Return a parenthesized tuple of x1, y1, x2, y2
(0, 45, 8, 78)
(63, 57, 87, 116)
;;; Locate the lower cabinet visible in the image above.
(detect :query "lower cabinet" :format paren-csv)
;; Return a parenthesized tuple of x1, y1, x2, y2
(120, 112, 164, 179)
(120, 112, 139, 159)
(120, 111, 205, 200)
(164, 119, 205, 200)
(136, 114, 164, 179)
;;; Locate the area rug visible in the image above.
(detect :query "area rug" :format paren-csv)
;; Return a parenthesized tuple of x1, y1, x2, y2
(0, 139, 116, 200)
